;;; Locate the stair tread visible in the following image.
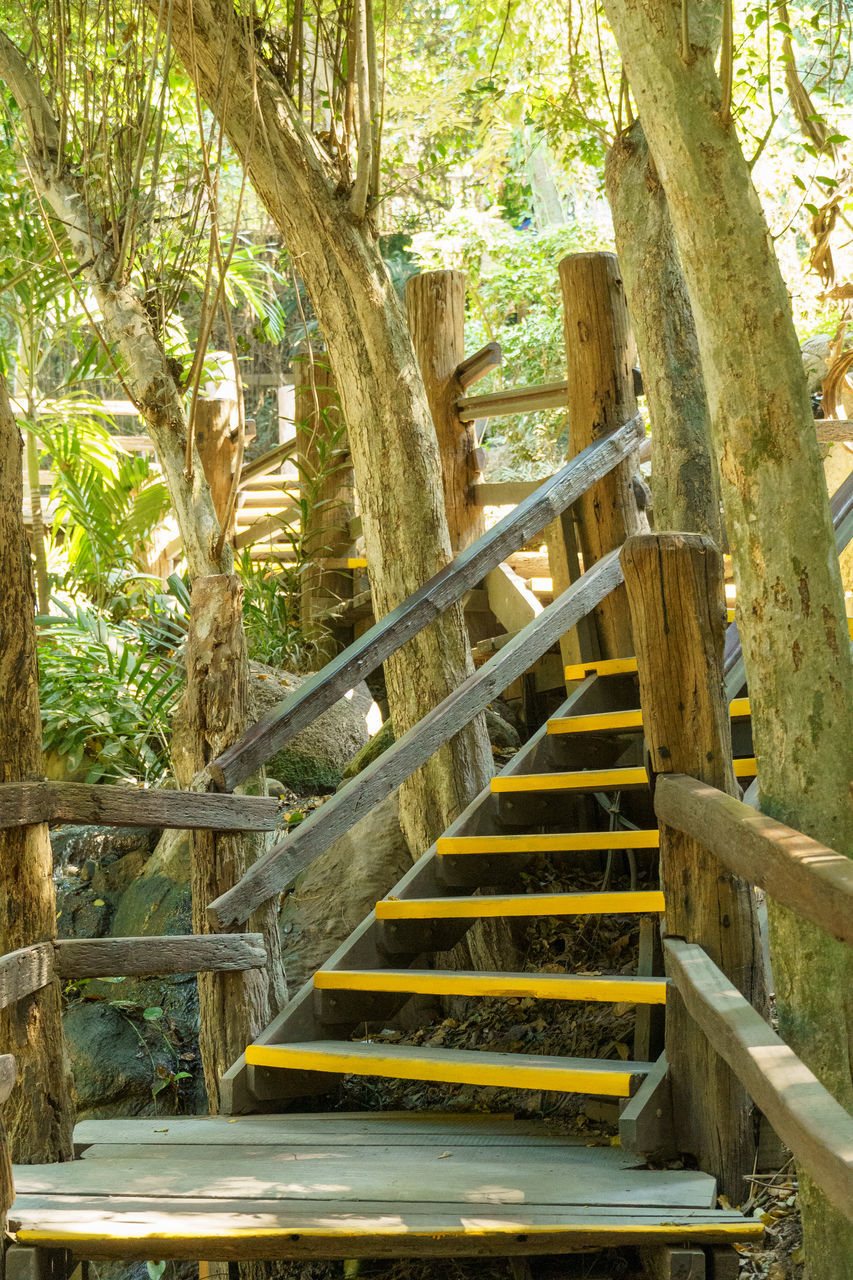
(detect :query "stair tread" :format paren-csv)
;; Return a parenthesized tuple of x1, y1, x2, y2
(437, 830, 660, 855)
(314, 969, 667, 1003)
(492, 767, 649, 793)
(375, 890, 665, 919)
(547, 698, 751, 735)
(245, 1040, 651, 1097)
(564, 657, 638, 680)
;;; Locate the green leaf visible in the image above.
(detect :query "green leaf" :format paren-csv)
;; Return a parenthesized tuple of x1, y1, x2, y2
(142, 1006, 163, 1021)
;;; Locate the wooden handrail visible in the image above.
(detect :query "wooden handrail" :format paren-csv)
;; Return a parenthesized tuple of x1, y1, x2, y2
(0, 781, 285, 831)
(655, 775, 853, 948)
(237, 440, 297, 488)
(209, 413, 644, 792)
(207, 549, 624, 927)
(455, 341, 502, 391)
(664, 938, 853, 1223)
(0, 944, 53, 1009)
(457, 379, 570, 422)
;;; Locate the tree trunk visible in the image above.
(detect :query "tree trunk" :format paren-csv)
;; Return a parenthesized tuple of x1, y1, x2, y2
(157, 0, 493, 860)
(621, 532, 765, 1199)
(195, 398, 239, 542)
(174, 575, 287, 1110)
(0, 376, 75, 1162)
(293, 348, 354, 660)
(604, 122, 723, 542)
(603, 2, 853, 1270)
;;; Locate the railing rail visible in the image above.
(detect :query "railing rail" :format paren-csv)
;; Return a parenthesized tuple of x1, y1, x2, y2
(209, 413, 644, 792)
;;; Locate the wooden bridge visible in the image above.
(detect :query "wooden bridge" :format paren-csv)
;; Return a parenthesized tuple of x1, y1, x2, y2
(3, 268, 853, 1279)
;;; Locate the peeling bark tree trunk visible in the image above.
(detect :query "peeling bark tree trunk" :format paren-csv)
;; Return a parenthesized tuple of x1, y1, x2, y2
(174, 575, 287, 1110)
(0, 376, 75, 1162)
(603, 2, 853, 1272)
(605, 122, 723, 542)
(157, 0, 493, 861)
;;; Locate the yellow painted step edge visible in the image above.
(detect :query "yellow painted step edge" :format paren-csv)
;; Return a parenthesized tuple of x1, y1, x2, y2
(548, 698, 752, 735)
(376, 890, 666, 920)
(437, 829, 660, 855)
(492, 767, 648, 793)
(733, 758, 757, 778)
(564, 657, 638, 681)
(314, 969, 667, 1004)
(245, 1042, 644, 1097)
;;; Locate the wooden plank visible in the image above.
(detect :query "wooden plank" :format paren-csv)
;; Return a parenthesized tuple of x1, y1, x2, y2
(209, 415, 643, 792)
(244, 1041, 650, 1097)
(457, 379, 569, 422)
(53, 934, 266, 979)
(0, 1055, 16, 1103)
(0, 944, 53, 1009)
(639, 1246, 706, 1279)
(619, 1053, 676, 1162)
(437, 829, 660, 855)
(0, 782, 284, 832)
(7, 1198, 764, 1261)
(485, 563, 543, 632)
(313, 969, 667, 1003)
(374, 891, 665, 919)
(664, 938, 853, 1222)
(233, 507, 301, 550)
(655, 775, 853, 948)
(207, 549, 625, 926)
(455, 341, 502, 391)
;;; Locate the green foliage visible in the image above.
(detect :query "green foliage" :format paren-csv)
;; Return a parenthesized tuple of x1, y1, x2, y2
(236, 549, 309, 671)
(37, 597, 183, 784)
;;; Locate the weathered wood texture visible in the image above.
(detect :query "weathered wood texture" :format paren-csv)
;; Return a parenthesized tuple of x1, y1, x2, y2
(293, 348, 353, 658)
(208, 550, 623, 927)
(0, 1056, 15, 1104)
(456, 379, 570, 422)
(619, 1053, 676, 1163)
(407, 272, 484, 553)
(0, 781, 284, 831)
(209, 416, 642, 791)
(53, 935, 267, 978)
(621, 533, 765, 1201)
(665, 938, 853, 1224)
(815, 419, 853, 441)
(639, 1245, 706, 1279)
(0, 945, 53, 1009)
(195, 399, 239, 541)
(605, 122, 722, 543)
(655, 775, 853, 948)
(0, 376, 74, 1163)
(238, 440, 296, 487)
(560, 252, 646, 658)
(175, 574, 285, 1111)
(455, 341, 501, 392)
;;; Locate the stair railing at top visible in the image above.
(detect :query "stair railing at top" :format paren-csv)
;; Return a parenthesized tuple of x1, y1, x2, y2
(208, 412, 645, 794)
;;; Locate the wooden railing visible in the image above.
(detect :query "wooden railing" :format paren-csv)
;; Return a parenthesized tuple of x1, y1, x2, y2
(655, 775, 853, 1222)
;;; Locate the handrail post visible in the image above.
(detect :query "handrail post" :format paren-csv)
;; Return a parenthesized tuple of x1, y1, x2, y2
(406, 270, 485, 555)
(556, 252, 646, 663)
(620, 531, 766, 1201)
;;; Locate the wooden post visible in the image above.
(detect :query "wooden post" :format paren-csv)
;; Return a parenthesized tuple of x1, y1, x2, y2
(195, 398, 239, 541)
(293, 347, 354, 658)
(174, 574, 287, 1111)
(1, 1056, 16, 1243)
(0, 378, 75, 1162)
(620, 531, 766, 1200)
(559, 252, 646, 658)
(406, 270, 485, 554)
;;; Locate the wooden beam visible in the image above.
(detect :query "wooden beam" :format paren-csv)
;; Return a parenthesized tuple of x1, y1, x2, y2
(238, 441, 296, 487)
(53, 935, 266, 978)
(207, 550, 623, 925)
(0, 945, 53, 1009)
(664, 938, 853, 1224)
(485, 563, 543, 633)
(655, 775, 853, 948)
(209, 415, 643, 791)
(618, 1053, 676, 1161)
(471, 479, 545, 506)
(456, 379, 569, 423)
(639, 1246, 706, 1279)
(233, 507, 301, 550)
(0, 782, 284, 831)
(455, 341, 502, 391)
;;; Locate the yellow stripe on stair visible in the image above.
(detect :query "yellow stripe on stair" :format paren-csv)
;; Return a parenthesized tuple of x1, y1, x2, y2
(437, 829, 660, 856)
(733, 758, 757, 778)
(245, 1041, 650, 1097)
(564, 657, 638, 681)
(314, 969, 667, 1004)
(491, 767, 648, 793)
(375, 890, 665, 920)
(547, 699, 752, 735)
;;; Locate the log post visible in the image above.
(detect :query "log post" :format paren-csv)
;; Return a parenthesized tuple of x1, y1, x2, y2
(1, 1056, 16, 1243)
(620, 531, 766, 1200)
(195, 398, 240, 541)
(405, 271, 485, 554)
(293, 347, 354, 659)
(174, 574, 287, 1111)
(0, 378, 75, 1163)
(559, 252, 646, 658)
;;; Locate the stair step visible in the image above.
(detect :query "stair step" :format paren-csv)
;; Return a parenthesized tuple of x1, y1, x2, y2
(546, 698, 752, 736)
(437, 829, 660, 856)
(492, 767, 649, 794)
(375, 890, 665, 920)
(314, 969, 668, 1004)
(564, 657, 638, 680)
(244, 1040, 651, 1097)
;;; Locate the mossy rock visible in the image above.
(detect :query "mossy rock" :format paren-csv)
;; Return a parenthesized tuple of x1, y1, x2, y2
(342, 719, 395, 779)
(265, 749, 343, 795)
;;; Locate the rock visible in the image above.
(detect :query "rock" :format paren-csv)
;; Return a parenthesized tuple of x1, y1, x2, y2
(110, 828, 192, 939)
(247, 661, 378, 794)
(51, 824, 159, 873)
(280, 792, 411, 990)
(485, 707, 520, 750)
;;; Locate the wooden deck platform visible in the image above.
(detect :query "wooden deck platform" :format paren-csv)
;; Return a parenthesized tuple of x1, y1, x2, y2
(9, 1113, 763, 1260)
